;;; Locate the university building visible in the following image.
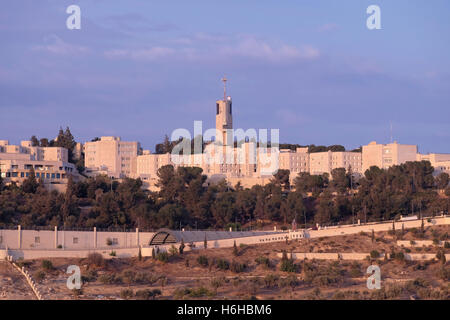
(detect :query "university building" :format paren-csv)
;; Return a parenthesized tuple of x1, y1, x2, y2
(0, 140, 79, 192)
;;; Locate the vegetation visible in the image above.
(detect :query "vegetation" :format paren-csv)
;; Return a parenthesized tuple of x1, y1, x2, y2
(0, 129, 448, 231)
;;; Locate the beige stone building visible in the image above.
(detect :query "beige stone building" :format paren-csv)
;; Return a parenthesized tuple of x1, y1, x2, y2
(362, 141, 418, 173)
(84, 136, 141, 178)
(309, 150, 362, 177)
(0, 140, 79, 192)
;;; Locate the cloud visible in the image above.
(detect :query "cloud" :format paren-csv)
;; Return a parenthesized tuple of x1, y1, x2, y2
(220, 36, 320, 62)
(104, 46, 175, 61)
(32, 35, 89, 55)
(318, 23, 339, 32)
(104, 34, 320, 63)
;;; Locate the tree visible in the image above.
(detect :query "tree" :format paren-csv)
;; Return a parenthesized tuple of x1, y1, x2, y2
(30, 135, 40, 146)
(204, 234, 208, 249)
(435, 173, 449, 190)
(179, 239, 185, 254)
(271, 169, 290, 191)
(21, 168, 39, 193)
(55, 127, 77, 163)
(233, 240, 238, 256)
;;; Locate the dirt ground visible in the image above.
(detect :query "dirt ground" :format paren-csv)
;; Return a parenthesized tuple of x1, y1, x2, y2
(1, 225, 449, 300)
(0, 262, 36, 300)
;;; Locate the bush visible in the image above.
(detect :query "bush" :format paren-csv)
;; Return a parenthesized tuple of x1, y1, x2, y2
(197, 255, 209, 267)
(136, 289, 162, 300)
(34, 270, 45, 281)
(99, 274, 122, 285)
(86, 253, 105, 268)
(169, 245, 178, 256)
(230, 261, 247, 273)
(216, 258, 230, 270)
(255, 256, 272, 269)
(444, 242, 450, 249)
(263, 274, 279, 288)
(156, 251, 169, 263)
(82, 270, 98, 283)
(41, 260, 54, 271)
(370, 250, 380, 259)
(280, 258, 296, 273)
(279, 274, 299, 289)
(109, 251, 116, 257)
(120, 289, 134, 299)
(174, 287, 214, 299)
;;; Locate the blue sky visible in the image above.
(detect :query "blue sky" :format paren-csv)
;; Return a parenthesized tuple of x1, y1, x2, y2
(1, 0, 449, 153)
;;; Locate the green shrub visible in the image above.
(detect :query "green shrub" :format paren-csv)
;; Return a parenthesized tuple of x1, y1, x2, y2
(370, 250, 380, 259)
(169, 245, 178, 256)
(230, 261, 247, 273)
(99, 274, 122, 284)
(82, 270, 98, 283)
(279, 258, 296, 273)
(120, 288, 134, 299)
(216, 258, 230, 270)
(156, 251, 169, 263)
(445, 241, 450, 249)
(109, 250, 116, 257)
(136, 289, 162, 300)
(86, 253, 105, 268)
(41, 260, 54, 271)
(197, 255, 209, 267)
(263, 274, 279, 288)
(34, 270, 45, 281)
(255, 256, 271, 269)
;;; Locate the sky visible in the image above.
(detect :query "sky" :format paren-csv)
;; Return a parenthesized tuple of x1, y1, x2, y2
(1, 0, 449, 153)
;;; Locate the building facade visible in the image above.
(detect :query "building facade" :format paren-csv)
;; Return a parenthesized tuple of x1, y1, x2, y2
(0, 140, 79, 192)
(84, 136, 141, 178)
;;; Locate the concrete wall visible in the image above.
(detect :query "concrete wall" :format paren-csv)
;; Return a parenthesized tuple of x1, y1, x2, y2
(276, 252, 450, 261)
(305, 216, 449, 239)
(397, 240, 446, 247)
(0, 227, 154, 250)
(4, 247, 139, 260)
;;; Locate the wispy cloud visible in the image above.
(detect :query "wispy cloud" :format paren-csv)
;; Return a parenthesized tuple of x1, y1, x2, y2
(318, 23, 339, 32)
(104, 34, 320, 63)
(104, 47, 175, 61)
(32, 35, 90, 55)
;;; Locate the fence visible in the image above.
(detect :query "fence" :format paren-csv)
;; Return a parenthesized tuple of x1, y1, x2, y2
(5, 255, 43, 300)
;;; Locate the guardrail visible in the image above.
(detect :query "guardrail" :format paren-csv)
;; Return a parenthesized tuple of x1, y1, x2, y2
(6, 255, 44, 300)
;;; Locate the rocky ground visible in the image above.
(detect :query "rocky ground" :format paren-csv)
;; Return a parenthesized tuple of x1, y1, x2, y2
(0, 262, 36, 300)
(1, 225, 449, 300)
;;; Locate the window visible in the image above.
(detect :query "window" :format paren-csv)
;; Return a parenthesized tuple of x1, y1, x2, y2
(229, 103, 232, 114)
(73, 237, 78, 244)
(112, 238, 119, 245)
(35, 237, 40, 244)
(216, 103, 219, 115)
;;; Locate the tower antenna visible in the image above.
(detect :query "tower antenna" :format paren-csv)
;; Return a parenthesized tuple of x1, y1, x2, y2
(221, 76, 227, 100)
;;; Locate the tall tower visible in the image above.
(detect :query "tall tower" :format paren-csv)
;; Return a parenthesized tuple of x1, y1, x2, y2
(215, 77, 233, 146)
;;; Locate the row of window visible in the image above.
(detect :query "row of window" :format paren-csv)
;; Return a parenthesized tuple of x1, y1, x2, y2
(2, 171, 67, 179)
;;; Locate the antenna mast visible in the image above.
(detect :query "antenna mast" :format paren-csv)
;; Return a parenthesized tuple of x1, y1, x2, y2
(221, 76, 227, 101)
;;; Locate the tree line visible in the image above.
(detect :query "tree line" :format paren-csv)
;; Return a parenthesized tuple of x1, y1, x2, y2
(0, 158, 448, 230)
